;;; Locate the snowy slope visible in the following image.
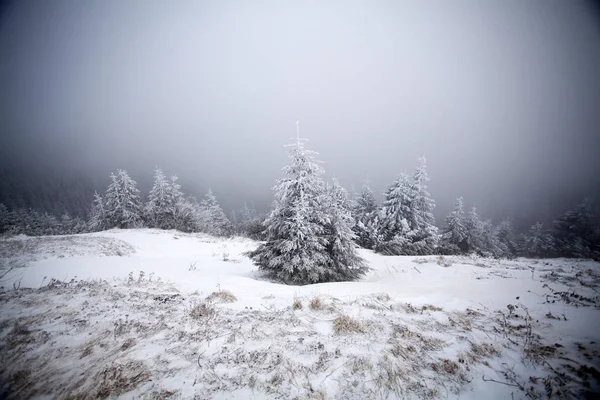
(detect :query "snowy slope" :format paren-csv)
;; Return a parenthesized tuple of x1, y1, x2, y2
(0, 229, 598, 399)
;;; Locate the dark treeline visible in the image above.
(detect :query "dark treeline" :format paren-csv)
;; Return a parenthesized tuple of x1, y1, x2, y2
(1, 141, 599, 266)
(0, 167, 96, 219)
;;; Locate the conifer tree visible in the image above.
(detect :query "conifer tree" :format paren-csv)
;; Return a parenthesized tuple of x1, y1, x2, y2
(553, 199, 596, 257)
(375, 174, 412, 255)
(88, 191, 108, 232)
(405, 157, 438, 254)
(0, 203, 9, 234)
(352, 183, 378, 249)
(479, 220, 504, 258)
(323, 178, 369, 280)
(145, 167, 170, 228)
(521, 222, 555, 257)
(465, 207, 484, 254)
(439, 197, 467, 254)
(495, 219, 518, 258)
(104, 170, 143, 229)
(248, 123, 366, 284)
(200, 189, 232, 236)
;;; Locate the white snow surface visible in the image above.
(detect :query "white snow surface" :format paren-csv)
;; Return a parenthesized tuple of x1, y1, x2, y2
(0, 229, 599, 399)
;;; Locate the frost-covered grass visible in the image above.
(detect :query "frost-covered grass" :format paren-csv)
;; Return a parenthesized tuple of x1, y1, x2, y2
(0, 229, 599, 399)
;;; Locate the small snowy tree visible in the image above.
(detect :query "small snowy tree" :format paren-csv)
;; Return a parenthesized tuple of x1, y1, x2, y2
(145, 167, 170, 229)
(146, 168, 184, 230)
(479, 220, 505, 258)
(248, 124, 360, 284)
(495, 219, 518, 258)
(521, 222, 555, 257)
(352, 183, 378, 249)
(104, 170, 143, 229)
(553, 199, 596, 258)
(0, 203, 9, 234)
(60, 212, 76, 234)
(405, 157, 438, 255)
(439, 197, 467, 254)
(464, 207, 485, 254)
(236, 202, 266, 239)
(173, 196, 203, 233)
(88, 191, 108, 232)
(375, 174, 412, 255)
(41, 212, 60, 235)
(323, 178, 368, 280)
(200, 189, 232, 236)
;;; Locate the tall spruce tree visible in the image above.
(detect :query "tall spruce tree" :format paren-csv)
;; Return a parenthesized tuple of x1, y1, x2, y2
(104, 170, 143, 229)
(352, 183, 378, 249)
(88, 191, 108, 232)
(495, 219, 518, 258)
(375, 174, 412, 255)
(439, 197, 467, 254)
(200, 189, 232, 236)
(248, 123, 367, 284)
(553, 199, 596, 258)
(405, 157, 438, 254)
(145, 167, 170, 228)
(324, 178, 369, 280)
(521, 222, 555, 257)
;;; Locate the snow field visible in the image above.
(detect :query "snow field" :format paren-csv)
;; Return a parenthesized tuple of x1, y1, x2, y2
(0, 229, 598, 399)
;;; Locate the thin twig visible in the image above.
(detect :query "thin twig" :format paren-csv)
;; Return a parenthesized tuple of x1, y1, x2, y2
(482, 375, 520, 388)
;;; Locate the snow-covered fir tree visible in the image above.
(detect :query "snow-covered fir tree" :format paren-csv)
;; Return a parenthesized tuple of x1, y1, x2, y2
(88, 191, 108, 232)
(145, 168, 184, 230)
(374, 174, 412, 255)
(439, 197, 467, 254)
(351, 183, 378, 249)
(521, 222, 555, 257)
(553, 199, 596, 258)
(145, 167, 170, 228)
(172, 196, 203, 233)
(60, 212, 85, 234)
(495, 219, 518, 258)
(323, 178, 369, 280)
(405, 157, 438, 255)
(479, 220, 505, 258)
(41, 212, 61, 235)
(235, 202, 266, 240)
(372, 158, 438, 255)
(464, 207, 485, 254)
(200, 189, 232, 236)
(0, 203, 9, 234)
(104, 170, 143, 229)
(248, 124, 367, 284)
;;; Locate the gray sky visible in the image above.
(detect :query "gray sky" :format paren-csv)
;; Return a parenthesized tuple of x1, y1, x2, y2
(1, 0, 599, 225)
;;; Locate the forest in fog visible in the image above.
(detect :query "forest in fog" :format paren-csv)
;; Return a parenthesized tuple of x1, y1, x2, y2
(2, 134, 598, 273)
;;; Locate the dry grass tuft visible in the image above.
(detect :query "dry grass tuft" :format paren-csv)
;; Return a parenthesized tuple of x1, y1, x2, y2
(81, 343, 94, 358)
(375, 293, 391, 302)
(422, 304, 443, 312)
(402, 303, 419, 314)
(333, 314, 365, 334)
(437, 255, 452, 267)
(430, 359, 469, 383)
(95, 360, 151, 398)
(292, 297, 303, 310)
(464, 342, 501, 364)
(189, 301, 217, 321)
(309, 296, 324, 311)
(207, 289, 237, 303)
(120, 338, 137, 351)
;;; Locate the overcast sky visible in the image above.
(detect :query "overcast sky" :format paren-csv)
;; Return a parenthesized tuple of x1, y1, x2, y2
(1, 0, 599, 225)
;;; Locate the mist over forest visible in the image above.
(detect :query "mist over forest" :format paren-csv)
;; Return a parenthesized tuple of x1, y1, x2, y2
(3, 3, 600, 399)
(1, 0, 600, 231)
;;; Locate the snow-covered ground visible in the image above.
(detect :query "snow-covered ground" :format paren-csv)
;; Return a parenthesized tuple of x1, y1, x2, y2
(0, 229, 598, 399)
